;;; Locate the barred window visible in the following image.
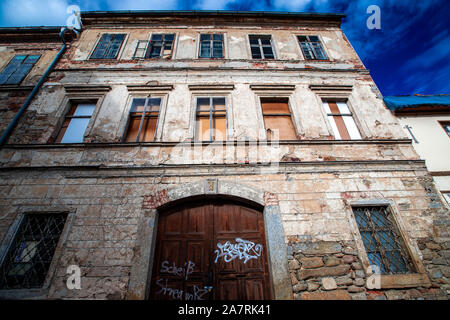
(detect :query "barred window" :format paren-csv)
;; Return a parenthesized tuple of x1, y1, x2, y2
(90, 34, 126, 59)
(195, 97, 227, 141)
(298, 35, 328, 60)
(124, 98, 161, 142)
(0, 55, 40, 85)
(249, 35, 275, 59)
(199, 34, 224, 58)
(352, 206, 416, 274)
(0, 213, 68, 289)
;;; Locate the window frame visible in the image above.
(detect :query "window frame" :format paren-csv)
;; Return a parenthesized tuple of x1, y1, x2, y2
(259, 97, 298, 141)
(438, 121, 450, 138)
(88, 33, 128, 60)
(248, 34, 276, 60)
(322, 100, 362, 140)
(123, 97, 163, 143)
(54, 100, 98, 144)
(0, 209, 75, 298)
(194, 96, 228, 142)
(297, 35, 329, 60)
(119, 91, 170, 143)
(198, 33, 225, 59)
(346, 199, 430, 289)
(0, 54, 41, 85)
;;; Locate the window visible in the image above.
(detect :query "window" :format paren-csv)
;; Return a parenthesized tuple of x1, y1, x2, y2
(261, 98, 296, 140)
(249, 35, 275, 59)
(322, 101, 361, 140)
(199, 34, 224, 58)
(352, 206, 415, 274)
(90, 34, 126, 59)
(0, 55, 40, 85)
(55, 102, 96, 143)
(195, 97, 227, 141)
(298, 35, 328, 60)
(442, 192, 450, 206)
(124, 98, 161, 142)
(0, 213, 67, 289)
(145, 34, 175, 59)
(439, 121, 450, 137)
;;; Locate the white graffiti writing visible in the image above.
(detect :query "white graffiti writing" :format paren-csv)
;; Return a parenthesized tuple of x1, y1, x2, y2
(214, 238, 262, 264)
(156, 278, 209, 300)
(160, 260, 195, 280)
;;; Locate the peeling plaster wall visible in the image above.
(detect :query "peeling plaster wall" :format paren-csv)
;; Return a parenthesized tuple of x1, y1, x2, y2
(0, 16, 448, 300)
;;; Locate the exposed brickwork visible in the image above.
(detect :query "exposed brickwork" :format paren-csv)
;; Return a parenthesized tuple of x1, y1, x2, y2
(142, 189, 169, 209)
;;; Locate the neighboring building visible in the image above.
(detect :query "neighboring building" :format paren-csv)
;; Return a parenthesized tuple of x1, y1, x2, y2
(385, 95, 450, 207)
(0, 11, 448, 300)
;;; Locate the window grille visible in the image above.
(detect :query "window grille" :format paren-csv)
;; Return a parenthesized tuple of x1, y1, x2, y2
(0, 55, 40, 85)
(124, 98, 161, 142)
(90, 34, 126, 59)
(0, 213, 68, 289)
(199, 34, 224, 58)
(298, 35, 328, 60)
(352, 206, 416, 274)
(249, 35, 275, 59)
(195, 97, 227, 141)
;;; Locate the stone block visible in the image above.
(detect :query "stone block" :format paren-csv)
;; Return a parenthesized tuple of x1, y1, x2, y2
(300, 257, 324, 269)
(324, 256, 340, 267)
(322, 277, 337, 290)
(348, 285, 365, 293)
(297, 264, 350, 280)
(301, 290, 351, 300)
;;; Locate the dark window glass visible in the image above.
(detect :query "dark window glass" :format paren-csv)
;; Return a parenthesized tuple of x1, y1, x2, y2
(145, 34, 175, 59)
(90, 34, 126, 59)
(249, 35, 275, 59)
(352, 206, 416, 274)
(0, 54, 40, 85)
(0, 213, 68, 289)
(297, 35, 328, 60)
(199, 34, 224, 58)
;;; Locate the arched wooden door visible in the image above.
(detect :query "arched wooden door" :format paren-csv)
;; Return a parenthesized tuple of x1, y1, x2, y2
(148, 199, 273, 300)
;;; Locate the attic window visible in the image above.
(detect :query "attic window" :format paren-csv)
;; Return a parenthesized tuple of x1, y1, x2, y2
(133, 34, 175, 59)
(298, 35, 328, 60)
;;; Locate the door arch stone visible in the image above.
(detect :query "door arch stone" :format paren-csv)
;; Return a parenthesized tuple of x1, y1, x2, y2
(127, 180, 292, 300)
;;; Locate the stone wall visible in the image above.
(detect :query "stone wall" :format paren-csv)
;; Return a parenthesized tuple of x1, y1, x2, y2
(287, 240, 449, 300)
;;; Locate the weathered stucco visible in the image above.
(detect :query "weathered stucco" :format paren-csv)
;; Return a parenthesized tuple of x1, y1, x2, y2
(0, 12, 448, 300)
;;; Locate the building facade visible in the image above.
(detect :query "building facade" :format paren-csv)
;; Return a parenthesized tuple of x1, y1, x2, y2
(385, 95, 450, 208)
(0, 11, 448, 300)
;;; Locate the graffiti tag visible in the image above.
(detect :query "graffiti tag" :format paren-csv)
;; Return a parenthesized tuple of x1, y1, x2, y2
(214, 238, 262, 264)
(156, 278, 209, 300)
(160, 260, 195, 280)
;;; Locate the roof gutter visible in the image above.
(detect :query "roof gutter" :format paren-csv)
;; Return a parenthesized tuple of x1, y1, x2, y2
(0, 27, 74, 146)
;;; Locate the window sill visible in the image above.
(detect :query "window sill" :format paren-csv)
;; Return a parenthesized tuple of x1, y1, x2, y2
(369, 273, 431, 289)
(0, 288, 49, 299)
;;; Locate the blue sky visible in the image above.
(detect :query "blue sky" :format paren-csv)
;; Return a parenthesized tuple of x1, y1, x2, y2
(0, 0, 449, 96)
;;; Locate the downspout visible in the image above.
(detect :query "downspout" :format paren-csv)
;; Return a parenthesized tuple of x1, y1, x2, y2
(0, 27, 72, 146)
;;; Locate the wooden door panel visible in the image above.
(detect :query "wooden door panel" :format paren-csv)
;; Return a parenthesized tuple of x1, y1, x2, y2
(216, 279, 240, 300)
(149, 199, 272, 300)
(244, 278, 265, 300)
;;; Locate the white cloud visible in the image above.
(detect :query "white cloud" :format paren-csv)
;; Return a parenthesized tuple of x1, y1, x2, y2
(0, 0, 69, 26)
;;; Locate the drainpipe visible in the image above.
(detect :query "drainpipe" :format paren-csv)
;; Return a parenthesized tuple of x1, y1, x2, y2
(0, 27, 73, 146)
